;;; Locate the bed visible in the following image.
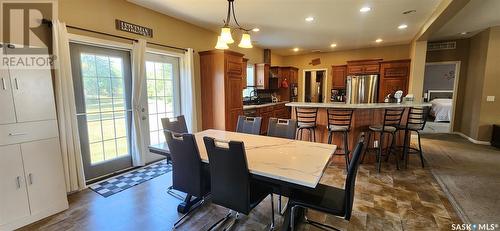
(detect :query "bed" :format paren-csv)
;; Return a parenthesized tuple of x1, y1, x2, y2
(427, 90, 453, 122)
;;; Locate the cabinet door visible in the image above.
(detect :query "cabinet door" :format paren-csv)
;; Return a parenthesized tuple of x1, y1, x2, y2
(0, 144, 30, 226)
(9, 67, 57, 122)
(260, 111, 273, 134)
(364, 64, 380, 74)
(242, 59, 248, 89)
(379, 79, 408, 102)
(226, 75, 243, 131)
(21, 138, 67, 215)
(0, 47, 16, 125)
(332, 65, 347, 88)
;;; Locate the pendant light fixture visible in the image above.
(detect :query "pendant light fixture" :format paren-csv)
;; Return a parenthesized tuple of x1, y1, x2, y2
(215, 0, 253, 49)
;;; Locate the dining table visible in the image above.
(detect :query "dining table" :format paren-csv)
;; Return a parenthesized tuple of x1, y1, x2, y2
(149, 129, 337, 230)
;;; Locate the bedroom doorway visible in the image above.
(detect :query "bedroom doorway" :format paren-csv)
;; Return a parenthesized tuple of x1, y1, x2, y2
(422, 61, 460, 133)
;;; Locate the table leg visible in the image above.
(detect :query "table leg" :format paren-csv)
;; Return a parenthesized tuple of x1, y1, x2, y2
(177, 194, 202, 214)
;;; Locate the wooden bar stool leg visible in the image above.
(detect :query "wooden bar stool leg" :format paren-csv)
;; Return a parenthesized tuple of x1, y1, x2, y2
(417, 131, 425, 168)
(361, 131, 371, 164)
(327, 131, 333, 144)
(377, 132, 384, 172)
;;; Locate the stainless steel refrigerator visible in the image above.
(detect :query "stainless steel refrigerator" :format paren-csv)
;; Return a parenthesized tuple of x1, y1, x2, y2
(345, 75, 378, 104)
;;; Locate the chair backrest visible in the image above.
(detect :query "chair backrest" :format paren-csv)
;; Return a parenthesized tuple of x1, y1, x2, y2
(164, 131, 206, 197)
(382, 108, 406, 127)
(406, 107, 429, 130)
(326, 109, 354, 130)
(203, 137, 251, 214)
(236, 115, 262, 135)
(267, 118, 297, 139)
(295, 107, 319, 126)
(344, 134, 365, 220)
(162, 115, 188, 134)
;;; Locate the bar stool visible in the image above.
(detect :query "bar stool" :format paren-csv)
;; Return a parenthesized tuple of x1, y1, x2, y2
(362, 108, 405, 172)
(398, 107, 429, 168)
(326, 108, 354, 171)
(295, 107, 319, 142)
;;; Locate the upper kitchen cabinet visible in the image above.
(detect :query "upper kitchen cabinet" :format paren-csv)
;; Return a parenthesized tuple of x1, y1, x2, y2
(242, 58, 249, 89)
(331, 65, 347, 89)
(347, 59, 382, 75)
(0, 46, 16, 124)
(200, 50, 245, 131)
(378, 59, 411, 102)
(270, 66, 298, 84)
(255, 63, 269, 89)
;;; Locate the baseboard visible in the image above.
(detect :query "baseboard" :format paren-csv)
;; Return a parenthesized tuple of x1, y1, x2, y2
(453, 132, 491, 145)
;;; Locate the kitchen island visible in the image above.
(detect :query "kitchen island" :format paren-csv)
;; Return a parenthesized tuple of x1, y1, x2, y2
(286, 101, 432, 148)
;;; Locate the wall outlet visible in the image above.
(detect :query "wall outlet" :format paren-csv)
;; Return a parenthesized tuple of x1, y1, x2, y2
(373, 140, 379, 148)
(487, 96, 495, 102)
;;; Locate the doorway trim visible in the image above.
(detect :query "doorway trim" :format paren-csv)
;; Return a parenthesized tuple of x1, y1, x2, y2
(424, 61, 461, 133)
(301, 68, 328, 102)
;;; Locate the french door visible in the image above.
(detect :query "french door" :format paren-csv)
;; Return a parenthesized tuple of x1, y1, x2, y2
(70, 43, 133, 180)
(143, 52, 180, 148)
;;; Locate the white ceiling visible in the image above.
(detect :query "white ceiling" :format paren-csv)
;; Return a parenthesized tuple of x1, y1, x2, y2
(431, 0, 500, 41)
(129, 0, 442, 56)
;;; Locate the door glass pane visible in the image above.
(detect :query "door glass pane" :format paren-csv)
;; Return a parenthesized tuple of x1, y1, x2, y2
(80, 53, 129, 164)
(145, 54, 179, 146)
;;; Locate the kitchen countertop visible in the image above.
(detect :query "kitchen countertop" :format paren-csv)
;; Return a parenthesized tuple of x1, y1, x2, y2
(285, 101, 431, 109)
(243, 101, 289, 110)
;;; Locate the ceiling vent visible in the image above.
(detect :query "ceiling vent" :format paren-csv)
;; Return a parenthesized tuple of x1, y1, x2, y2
(427, 41, 456, 51)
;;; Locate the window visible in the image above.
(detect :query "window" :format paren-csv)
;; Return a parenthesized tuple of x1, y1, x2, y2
(145, 53, 180, 146)
(243, 63, 255, 98)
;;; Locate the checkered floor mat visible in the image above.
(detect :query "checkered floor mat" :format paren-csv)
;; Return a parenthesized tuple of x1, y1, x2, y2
(90, 160, 171, 197)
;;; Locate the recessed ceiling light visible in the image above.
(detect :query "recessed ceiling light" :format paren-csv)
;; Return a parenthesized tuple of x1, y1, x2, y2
(305, 16, 314, 22)
(375, 38, 383, 43)
(252, 28, 260, 32)
(330, 43, 337, 48)
(460, 31, 469, 35)
(398, 24, 408, 30)
(293, 48, 299, 52)
(360, 7, 371, 13)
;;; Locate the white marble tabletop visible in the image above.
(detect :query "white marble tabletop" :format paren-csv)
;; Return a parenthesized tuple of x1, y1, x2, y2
(285, 101, 431, 109)
(194, 129, 336, 188)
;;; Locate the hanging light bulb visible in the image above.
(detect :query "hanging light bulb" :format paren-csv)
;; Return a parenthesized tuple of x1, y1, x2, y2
(220, 27, 234, 44)
(238, 33, 253, 48)
(215, 36, 229, 49)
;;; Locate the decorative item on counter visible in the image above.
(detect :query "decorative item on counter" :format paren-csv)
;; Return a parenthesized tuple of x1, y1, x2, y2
(394, 90, 403, 103)
(384, 94, 392, 103)
(281, 78, 289, 88)
(404, 94, 415, 102)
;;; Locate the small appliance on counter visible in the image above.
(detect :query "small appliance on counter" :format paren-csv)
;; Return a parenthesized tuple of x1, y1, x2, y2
(394, 90, 403, 103)
(331, 89, 346, 102)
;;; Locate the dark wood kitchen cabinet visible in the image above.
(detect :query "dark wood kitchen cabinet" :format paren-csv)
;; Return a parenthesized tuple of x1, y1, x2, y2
(378, 59, 411, 102)
(347, 59, 382, 75)
(200, 50, 245, 131)
(331, 65, 347, 89)
(242, 58, 249, 89)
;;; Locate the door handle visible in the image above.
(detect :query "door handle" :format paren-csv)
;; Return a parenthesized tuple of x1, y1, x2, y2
(14, 78, 19, 90)
(1, 78, 5, 90)
(9, 132, 27, 136)
(142, 116, 147, 120)
(16, 176, 21, 189)
(28, 173, 33, 185)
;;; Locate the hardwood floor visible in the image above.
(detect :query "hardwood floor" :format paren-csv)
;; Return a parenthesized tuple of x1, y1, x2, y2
(19, 155, 460, 231)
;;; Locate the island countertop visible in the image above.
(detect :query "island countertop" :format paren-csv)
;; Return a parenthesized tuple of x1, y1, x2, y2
(285, 101, 431, 109)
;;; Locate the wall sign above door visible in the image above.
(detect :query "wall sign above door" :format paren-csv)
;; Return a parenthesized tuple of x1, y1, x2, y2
(115, 19, 153, 38)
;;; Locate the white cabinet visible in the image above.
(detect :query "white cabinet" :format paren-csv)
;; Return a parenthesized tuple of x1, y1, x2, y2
(21, 138, 67, 215)
(0, 47, 16, 124)
(0, 145, 31, 226)
(0, 44, 68, 231)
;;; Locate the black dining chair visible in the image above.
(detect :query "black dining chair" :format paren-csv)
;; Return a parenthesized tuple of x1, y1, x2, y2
(363, 108, 405, 172)
(162, 115, 189, 134)
(327, 109, 355, 171)
(267, 118, 298, 139)
(266, 117, 298, 214)
(164, 131, 210, 229)
(236, 115, 262, 135)
(288, 134, 365, 231)
(203, 137, 275, 230)
(398, 107, 429, 168)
